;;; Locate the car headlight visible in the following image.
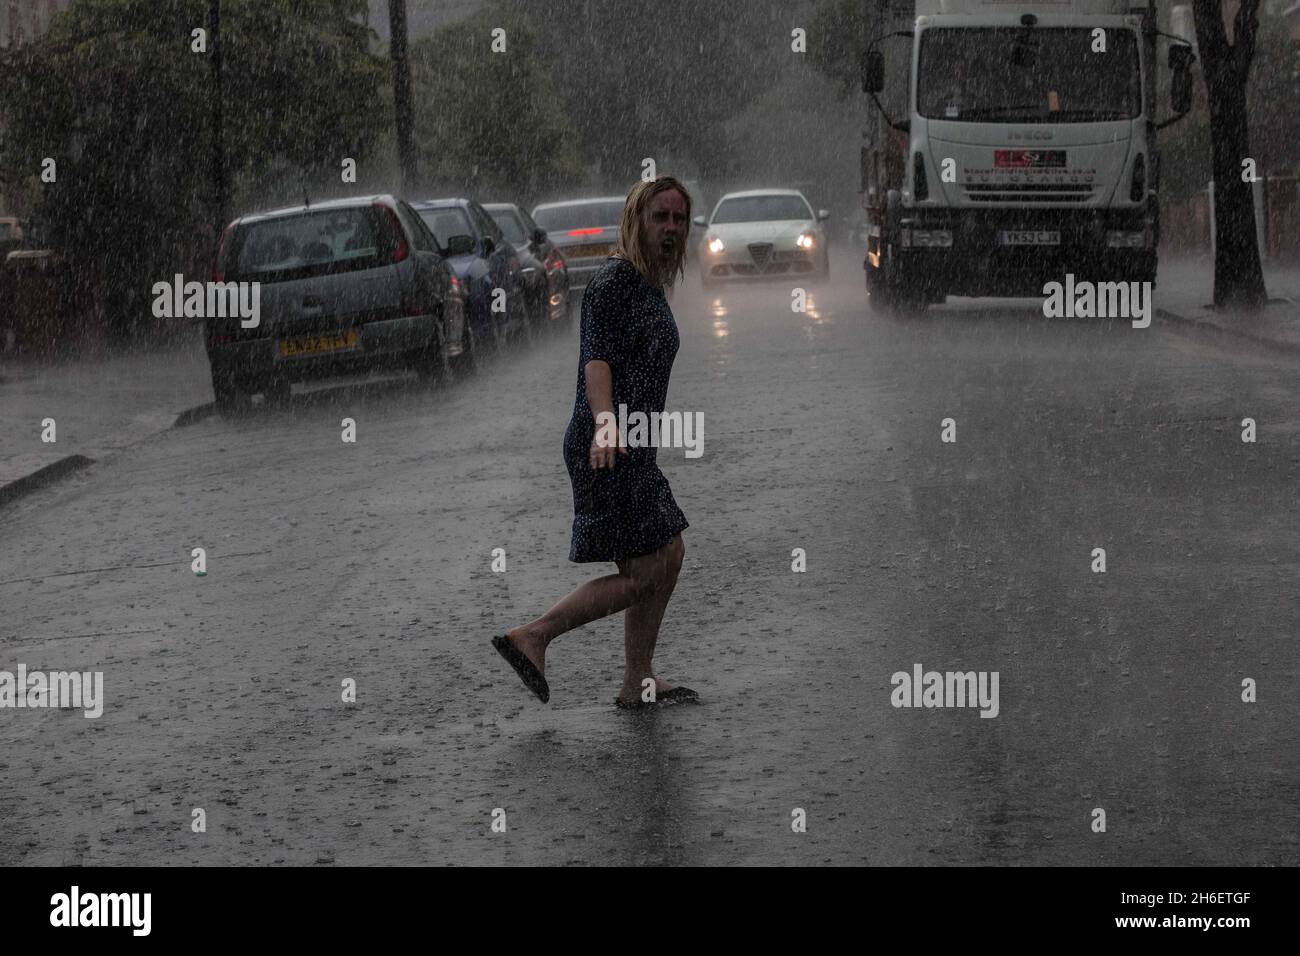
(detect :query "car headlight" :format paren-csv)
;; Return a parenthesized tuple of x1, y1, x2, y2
(707, 237, 725, 254)
(796, 233, 815, 250)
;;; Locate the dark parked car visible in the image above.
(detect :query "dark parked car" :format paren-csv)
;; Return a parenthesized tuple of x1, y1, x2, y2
(529, 197, 624, 289)
(483, 202, 570, 326)
(412, 198, 529, 349)
(206, 194, 466, 413)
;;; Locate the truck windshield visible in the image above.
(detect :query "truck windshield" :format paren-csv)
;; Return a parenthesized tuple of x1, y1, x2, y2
(918, 27, 1140, 123)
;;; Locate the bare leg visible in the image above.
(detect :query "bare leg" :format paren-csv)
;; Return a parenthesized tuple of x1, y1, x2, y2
(506, 535, 684, 681)
(617, 535, 684, 703)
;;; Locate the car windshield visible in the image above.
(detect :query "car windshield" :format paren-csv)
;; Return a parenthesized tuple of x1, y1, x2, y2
(711, 196, 812, 224)
(418, 208, 473, 246)
(533, 201, 623, 232)
(230, 207, 382, 280)
(489, 209, 528, 244)
(918, 27, 1140, 123)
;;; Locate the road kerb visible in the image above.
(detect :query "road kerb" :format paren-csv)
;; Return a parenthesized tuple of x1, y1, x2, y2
(0, 401, 215, 508)
(0, 454, 94, 508)
(1155, 307, 1300, 357)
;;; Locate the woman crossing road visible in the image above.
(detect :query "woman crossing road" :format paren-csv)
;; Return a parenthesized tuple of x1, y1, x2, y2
(492, 176, 697, 710)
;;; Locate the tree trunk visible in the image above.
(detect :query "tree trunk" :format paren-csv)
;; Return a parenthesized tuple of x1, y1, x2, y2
(1205, 79, 1265, 308)
(389, 0, 418, 196)
(1193, 0, 1267, 310)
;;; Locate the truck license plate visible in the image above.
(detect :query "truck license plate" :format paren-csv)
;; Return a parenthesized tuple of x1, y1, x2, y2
(998, 230, 1060, 246)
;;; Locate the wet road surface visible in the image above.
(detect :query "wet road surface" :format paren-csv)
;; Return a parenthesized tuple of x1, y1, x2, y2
(2, 249, 1296, 865)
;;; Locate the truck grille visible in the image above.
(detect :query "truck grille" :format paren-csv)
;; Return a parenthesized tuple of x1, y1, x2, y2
(964, 184, 1094, 204)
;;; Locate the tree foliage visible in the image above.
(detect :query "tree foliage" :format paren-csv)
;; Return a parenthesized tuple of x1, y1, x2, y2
(807, 0, 871, 97)
(410, 1, 583, 201)
(0, 0, 386, 337)
(503, 0, 786, 190)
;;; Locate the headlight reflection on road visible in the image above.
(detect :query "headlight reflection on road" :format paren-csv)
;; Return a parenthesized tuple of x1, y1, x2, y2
(708, 300, 733, 377)
(802, 291, 829, 338)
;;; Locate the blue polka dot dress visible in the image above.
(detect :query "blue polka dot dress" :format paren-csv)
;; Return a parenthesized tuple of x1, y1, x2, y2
(563, 256, 689, 563)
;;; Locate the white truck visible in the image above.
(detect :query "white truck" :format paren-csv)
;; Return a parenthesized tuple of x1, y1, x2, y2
(860, 0, 1196, 311)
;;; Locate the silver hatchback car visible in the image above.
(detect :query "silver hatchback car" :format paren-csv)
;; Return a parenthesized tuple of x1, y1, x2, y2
(530, 197, 625, 290)
(206, 195, 467, 412)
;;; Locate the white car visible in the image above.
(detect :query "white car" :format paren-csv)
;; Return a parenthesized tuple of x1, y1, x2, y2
(694, 189, 830, 288)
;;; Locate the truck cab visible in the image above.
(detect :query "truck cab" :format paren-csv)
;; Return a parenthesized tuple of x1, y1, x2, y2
(862, 0, 1194, 310)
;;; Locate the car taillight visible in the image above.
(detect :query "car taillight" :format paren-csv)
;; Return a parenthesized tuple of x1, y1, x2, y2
(208, 332, 234, 348)
(568, 228, 603, 236)
(212, 220, 237, 282)
(1130, 153, 1145, 203)
(374, 202, 409, 263)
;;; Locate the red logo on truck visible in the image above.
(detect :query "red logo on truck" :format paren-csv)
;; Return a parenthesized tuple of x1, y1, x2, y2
(994, 150, 1066, 168)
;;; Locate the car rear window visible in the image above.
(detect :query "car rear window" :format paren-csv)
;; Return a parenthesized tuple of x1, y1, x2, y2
(228, 207, 386, 281)
(711, 196, 813, 224)
(418, 208, 474, 246)
(489, 209, 527, 244)
(532, 201, 624, 232)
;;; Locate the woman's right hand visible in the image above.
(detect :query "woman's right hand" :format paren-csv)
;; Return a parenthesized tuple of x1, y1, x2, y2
(590, 429, 628, 470)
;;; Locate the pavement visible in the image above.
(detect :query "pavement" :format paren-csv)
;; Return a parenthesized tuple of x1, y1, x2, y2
(0, 330, 214, 506)
(1, 247, 1295, 866)
(1155, 255, 1300, 354)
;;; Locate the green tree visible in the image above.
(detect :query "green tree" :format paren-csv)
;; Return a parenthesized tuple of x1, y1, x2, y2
(807, 0, 871, 96)
(503, 0, 788, 190)
(409, 1, 583, 201)
(0, 0, 386, 339)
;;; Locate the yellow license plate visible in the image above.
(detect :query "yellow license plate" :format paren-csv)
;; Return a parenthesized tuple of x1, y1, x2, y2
(565, 243, 613, 259)
(278, 328, 358, 358)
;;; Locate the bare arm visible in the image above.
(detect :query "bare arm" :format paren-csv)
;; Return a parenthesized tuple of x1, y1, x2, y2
(584, 359, 626, 469)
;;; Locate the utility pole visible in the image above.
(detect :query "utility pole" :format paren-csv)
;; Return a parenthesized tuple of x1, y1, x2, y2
(389, 0, 418, 196)
(210, 0, 227, 237)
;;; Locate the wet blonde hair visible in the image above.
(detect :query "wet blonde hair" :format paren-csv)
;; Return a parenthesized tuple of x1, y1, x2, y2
(611, 176, 692, 289)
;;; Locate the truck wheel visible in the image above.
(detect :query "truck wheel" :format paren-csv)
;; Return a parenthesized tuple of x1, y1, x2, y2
(866, 254, 926, 316)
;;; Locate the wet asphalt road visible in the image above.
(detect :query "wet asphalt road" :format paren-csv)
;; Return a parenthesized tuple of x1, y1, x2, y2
(1, 248, 1296, 865)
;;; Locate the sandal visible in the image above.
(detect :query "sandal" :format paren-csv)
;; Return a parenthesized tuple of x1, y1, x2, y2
(491, 634, 549, 703)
